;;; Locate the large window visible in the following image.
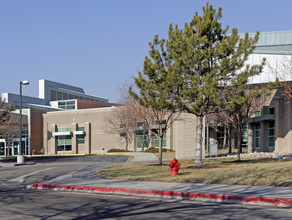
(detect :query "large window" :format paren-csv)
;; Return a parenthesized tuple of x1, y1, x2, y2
(58, 100, 76, 110)
(216, 127, 224, 148)
(51, 90, 57, 101)
(136, 134, 149, 149)
(56, 135, 72, 151)
(255, 123, 260, 148)
(242, 129, 248, 147)
(154, 134, 167, 148)
(268, 121, 275, 147)
(77, 126, 85, 144)
(57, 127, 72, 151)
(50, 88, 108, 103)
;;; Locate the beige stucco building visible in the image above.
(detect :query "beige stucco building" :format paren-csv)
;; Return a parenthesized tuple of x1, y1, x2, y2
(248, 88, 292, 153)
(43, 107, 203, 159)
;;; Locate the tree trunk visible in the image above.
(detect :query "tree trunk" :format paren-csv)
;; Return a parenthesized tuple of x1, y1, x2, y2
(157, 124, 163, 165)
(223, 126, 227, 149)
(237, 138, 241, 161)
(141, 135, 144, 152)
(6, 145, 10, 156)
(158, 135, 163, 165)
(134, 133, 137, 152)
(125, 137, 128, 151)
(228, 126, 232, 154)
(195, 116, 203, 166)
(206, 123, 209, 153)
(236, 125, 241, 161)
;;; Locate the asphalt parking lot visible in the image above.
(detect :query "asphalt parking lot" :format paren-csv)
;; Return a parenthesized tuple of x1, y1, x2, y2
(0, 154, 132, 165)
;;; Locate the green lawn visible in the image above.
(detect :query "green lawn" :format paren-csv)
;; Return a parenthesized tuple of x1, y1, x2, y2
(97, 157, 292, 187)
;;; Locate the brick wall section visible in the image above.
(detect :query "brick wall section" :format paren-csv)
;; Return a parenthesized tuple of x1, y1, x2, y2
(76, 100, 120, 109)
(29, 109, 44, 154)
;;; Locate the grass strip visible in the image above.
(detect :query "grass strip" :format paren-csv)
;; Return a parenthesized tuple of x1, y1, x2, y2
(97, 157, 292, 187)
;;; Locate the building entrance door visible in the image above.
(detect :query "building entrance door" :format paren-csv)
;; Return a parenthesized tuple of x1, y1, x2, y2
(11, 138, 28, 155)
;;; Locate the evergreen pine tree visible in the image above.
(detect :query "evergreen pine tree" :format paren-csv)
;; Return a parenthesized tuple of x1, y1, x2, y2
(131, 2, 265, 166)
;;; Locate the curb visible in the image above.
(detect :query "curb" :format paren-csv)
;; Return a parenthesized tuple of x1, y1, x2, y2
(27, 184, 292, 208)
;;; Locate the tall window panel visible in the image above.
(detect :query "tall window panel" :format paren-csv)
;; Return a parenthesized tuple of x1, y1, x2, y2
(268, 121, 275, 147)
(255, 123, 260, 148)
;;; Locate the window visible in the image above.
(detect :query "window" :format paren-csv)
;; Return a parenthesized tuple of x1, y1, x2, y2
(57, 127, 72, 132)
(269, 107, 275, 115)
(216, 127, 224, 148)
(56, 135, 72, 151)
(255, 111, 261, 117)
(77, 127, 85, 144)
(58, 100, 76, 110)
(268, 121, 275, 147)
(242, 129, 248, 147)
(57, 127, 72, 151)
(57, 91, 62, 100)
(255, 123, 260, 148)
(51, 90, 57, 101)
(154, 134, 167, 147)
(63, 93, 68, 100)
(136, 134, 149, 148)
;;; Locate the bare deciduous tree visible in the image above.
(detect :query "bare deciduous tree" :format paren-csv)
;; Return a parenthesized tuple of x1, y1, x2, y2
(217, 83, 274, 160)
(269, 54, 292, 99)
(105, 105, 136, 151)
(0, 113, 27, 156)
(206, 113, 233, 153)
(105, 83, 150, 152)
(0, 98, 12, 126)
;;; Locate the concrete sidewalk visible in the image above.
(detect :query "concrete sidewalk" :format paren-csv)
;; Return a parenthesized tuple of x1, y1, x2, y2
(26, 152, 292, 208)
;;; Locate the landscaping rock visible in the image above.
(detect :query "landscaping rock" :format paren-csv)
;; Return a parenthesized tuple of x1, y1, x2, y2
(220, 152, 292, 160)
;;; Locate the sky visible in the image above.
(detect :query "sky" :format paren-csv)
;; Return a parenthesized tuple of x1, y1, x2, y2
(0, 0, 291, 103)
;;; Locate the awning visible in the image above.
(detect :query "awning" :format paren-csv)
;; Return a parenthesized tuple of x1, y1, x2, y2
(248, 114, 275, 123)
(52, 131, 71, 137)
(73, 131, 85, 135)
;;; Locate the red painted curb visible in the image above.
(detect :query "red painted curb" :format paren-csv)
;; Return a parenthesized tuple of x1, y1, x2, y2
(30, 184, 292, 208)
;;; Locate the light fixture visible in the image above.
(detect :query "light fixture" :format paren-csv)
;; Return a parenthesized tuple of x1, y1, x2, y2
(17, 80, 30, 164)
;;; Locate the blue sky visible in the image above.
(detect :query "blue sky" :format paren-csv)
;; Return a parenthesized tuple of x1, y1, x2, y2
(0, 0, 291, 103)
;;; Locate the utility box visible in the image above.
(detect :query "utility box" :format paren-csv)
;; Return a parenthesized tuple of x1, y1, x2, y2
(209, 142, 218, 157)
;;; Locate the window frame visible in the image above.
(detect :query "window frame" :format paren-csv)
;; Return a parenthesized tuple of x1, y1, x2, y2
(56, 127, 72, 151)
(153, 134, 167, 148)
(254, 123, 260, 149)
(77, 126, 85, 144)
(268, 120, 275, 147)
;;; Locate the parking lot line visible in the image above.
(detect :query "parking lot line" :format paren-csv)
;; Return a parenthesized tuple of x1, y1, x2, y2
(9, 167, 54, 183)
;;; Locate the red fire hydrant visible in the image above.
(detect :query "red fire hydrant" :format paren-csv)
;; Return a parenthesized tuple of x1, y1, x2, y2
(168, 158, 180, 176)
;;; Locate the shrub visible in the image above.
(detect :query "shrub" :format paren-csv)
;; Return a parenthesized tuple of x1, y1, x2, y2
(107, 149, 128, 153)
(145, 147, 173, 153)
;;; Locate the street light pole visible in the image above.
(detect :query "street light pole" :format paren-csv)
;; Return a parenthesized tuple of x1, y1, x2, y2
(17, 80, 29, 164)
